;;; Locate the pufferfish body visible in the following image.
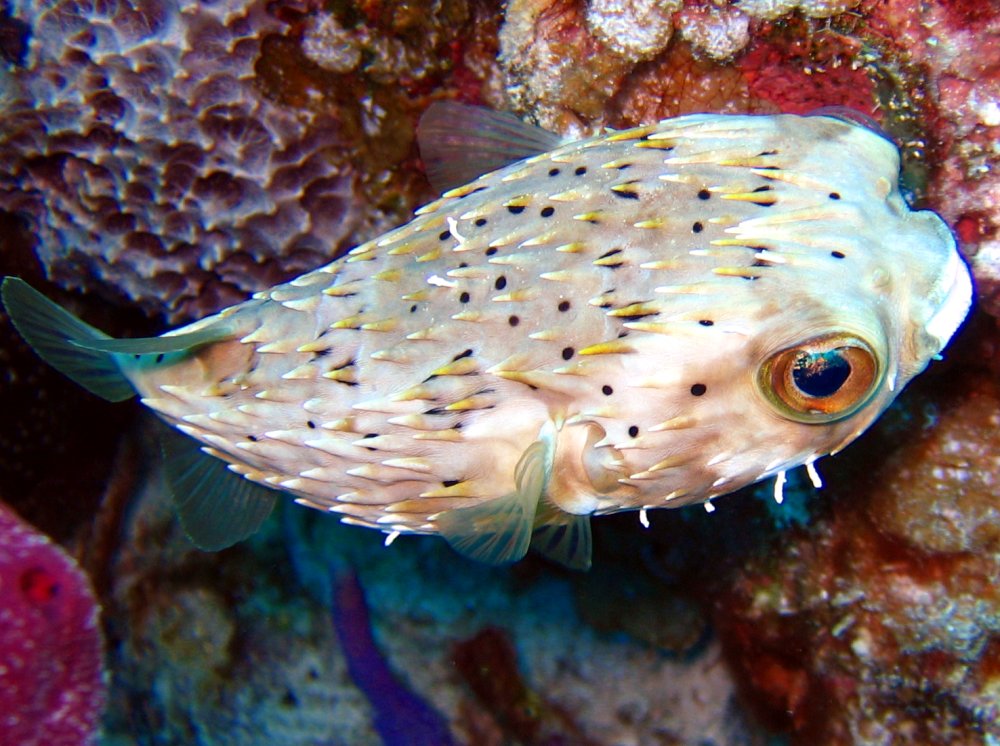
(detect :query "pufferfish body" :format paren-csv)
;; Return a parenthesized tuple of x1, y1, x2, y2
(2, 103, 972, 569)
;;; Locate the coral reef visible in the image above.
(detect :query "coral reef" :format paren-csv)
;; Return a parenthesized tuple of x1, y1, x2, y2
(0, 0, 497, 323)
(330, 565, 456, 745)
(864, 1, 1000, 317)
(99, 461, 767, 744)
(6, 0, 997, 323)
(0, 502, 106, 746)
(715, 371, 1000, 744)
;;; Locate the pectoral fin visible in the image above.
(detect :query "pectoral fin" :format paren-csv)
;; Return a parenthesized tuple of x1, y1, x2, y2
(532, 503, 593, 571)
(160, 427, 277, 551)
(438, 436, 554, 565)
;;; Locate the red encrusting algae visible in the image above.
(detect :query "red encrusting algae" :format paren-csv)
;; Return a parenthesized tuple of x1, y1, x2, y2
(0, 502, 107, 746)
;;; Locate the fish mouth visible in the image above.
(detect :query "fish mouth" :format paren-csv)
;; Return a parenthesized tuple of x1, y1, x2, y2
(924, 244, 974, 353)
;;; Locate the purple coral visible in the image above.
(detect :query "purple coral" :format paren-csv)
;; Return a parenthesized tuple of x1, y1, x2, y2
(0, 502, 106, 745)
(0, 0, 369, 322)
(329, 565, 456, 746)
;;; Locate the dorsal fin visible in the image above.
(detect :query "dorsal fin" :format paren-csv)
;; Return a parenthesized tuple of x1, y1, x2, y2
(160, 427, 277, 551)
(417, 101, 564, 193)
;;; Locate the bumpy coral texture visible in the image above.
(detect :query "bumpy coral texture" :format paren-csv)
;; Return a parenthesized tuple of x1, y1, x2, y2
(0, 503, 106, 746)
(869, 0, 1000, 318)
(0, 1, 372, 322)
(716, 374, 1000, 744)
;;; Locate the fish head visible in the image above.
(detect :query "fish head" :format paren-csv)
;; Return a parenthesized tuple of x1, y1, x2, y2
(585, 114, 974, 511)
(728, 115, 973, 470)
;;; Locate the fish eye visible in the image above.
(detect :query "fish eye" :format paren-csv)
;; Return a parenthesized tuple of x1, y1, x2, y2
(758, 333, 881, 423)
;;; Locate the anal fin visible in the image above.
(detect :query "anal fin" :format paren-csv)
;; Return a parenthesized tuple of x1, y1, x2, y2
(437, 435, 553, 565)
(160, 426, 277, 551)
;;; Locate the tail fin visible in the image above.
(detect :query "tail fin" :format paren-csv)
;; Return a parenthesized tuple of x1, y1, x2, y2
(1, 276, 135, 402)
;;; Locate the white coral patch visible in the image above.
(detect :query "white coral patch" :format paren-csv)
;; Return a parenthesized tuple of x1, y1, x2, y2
(585, 0, 682, 60)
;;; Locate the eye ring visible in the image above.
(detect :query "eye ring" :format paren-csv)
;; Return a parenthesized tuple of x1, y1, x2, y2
(758, 333, 881, 423)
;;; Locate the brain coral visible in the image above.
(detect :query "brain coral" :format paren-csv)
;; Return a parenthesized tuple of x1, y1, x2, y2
(0, 0, 374, 322)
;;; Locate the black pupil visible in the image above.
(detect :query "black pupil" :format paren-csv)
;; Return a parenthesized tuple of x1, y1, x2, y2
(792, 349, 851, 398)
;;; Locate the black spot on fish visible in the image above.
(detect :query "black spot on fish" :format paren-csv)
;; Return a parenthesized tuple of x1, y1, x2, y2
(459, 291, 470, 304)
(307, 420, 316, 429)
(829, 192, 841, 200)
(453, 349, 474, 361)
(575, 166, 587, 176)
(439, 230, 451, 241)
(548, 168, 561, 177)
(692, 221, 703, 233)
(247, 435, 258, 442)
(329, 359, 359, 386)
(155, 353, 164, 363)
(697, 189, 711, 200)
(475, 218, 488, 227)
(485, 247, 498, 256)
(540, 206, 555, 218)
(615, 303, 657, 322)
(602, 385, 613, 396)
(507, 205, 525, 215)
(562, 347, 574, 360)
(616, 163, 631, 170)
(628, 425, 639, 438)
(611, 183, 640, 200)
(831, 250, 846, 259)
(442, 479, 460, 488)
(410, 305, 418, 313)
(495, 275, 507, 290)
(690, 383, 707, 396)
(597, 248, 624, 268)
(558, 300, 570, 312)
(699, 319, 714, 326)
(750, 185, 775, 207)
(508, 315, 519, 327)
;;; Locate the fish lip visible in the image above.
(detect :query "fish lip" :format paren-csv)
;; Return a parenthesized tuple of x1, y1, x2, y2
(924, 242, 975, 353)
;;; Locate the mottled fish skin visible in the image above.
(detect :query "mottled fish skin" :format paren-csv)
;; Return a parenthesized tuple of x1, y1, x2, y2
(101, 113, 972, 545)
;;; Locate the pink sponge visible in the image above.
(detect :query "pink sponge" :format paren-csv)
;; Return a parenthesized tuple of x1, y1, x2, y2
(0, 502, 106, 745)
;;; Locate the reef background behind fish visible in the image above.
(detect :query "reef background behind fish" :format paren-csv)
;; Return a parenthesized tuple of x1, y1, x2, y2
(0, 2, 998, 744)
(1, 0, 998, 325)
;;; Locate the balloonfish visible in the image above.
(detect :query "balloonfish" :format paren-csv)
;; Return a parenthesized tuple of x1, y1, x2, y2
(2, 103, 972, 570)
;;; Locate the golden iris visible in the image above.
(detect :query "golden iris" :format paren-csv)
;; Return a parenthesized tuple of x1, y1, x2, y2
(759, 334, 880, 423)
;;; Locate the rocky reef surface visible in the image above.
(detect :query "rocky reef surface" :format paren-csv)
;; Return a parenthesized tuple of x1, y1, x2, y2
(1, 1, 998, 744)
